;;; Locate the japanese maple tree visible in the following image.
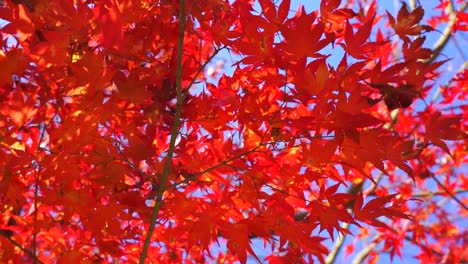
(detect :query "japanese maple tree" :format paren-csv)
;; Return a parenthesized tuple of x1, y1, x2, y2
(0, 0, 467, 263)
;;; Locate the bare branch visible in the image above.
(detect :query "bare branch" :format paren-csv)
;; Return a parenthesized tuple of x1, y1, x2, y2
(425, 2, 468, 65)
(351, 237, 379, 264)
(412, 188, 468, 198)
(182, 46, 225, 99)
(408, 0, 417, 11)
(431, 59, 468, 102)
(325, 223, 350, 264)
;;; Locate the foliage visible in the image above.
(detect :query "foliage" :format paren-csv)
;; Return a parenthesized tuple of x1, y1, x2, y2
(0, 0, 466, 263)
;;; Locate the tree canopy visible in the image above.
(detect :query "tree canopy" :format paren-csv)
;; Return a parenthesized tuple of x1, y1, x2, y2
(0, 0, 467, 263)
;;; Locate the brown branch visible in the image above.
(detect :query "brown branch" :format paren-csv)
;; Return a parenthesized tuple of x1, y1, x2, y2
(166, 129, 321, 190)
(348, 175, 467, 264)
(31, 98, 50, 262)
(32, 167, 40, 263)
(451, 33, 468, 62)
(424, 1, 468, 65)
(139, 1, 187, 263)
(431, 175, 468, 211)
(165, 133, 328, 190)
(0, 233, 45, 264)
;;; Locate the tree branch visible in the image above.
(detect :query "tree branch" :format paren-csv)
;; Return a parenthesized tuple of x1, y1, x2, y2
(165, 144, 264, 190)
(411, 188, 468, 198)
(351, 236, 379, 264)
(432, 60, 468, 103)
(325, 172, 384, 264)
(408, 0, 417, 11)
(325, 223, 350, 264)
(182, 45, 225, 99)
(431, 175, 468, 211)
(139, 1, 187, 263)
(424, 1, 468, 65)
(0, 233, 45, 264)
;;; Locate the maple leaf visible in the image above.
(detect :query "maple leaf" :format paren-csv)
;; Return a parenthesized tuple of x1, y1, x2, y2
(341, 16, 385, 59)
(113, 71, 152, 104)
(280, 8, 330, 59)
(367, 82, 420, 110)
(223, 222, 262, 264)
(0, 88, 38, 127)
(354, 194, 412, 227)
(0, 50, 28, 85)
(387, 3, 433, 42)
(309, 199, 355, 240)
(333, 110, 383, 129)
(0, 4, 34, 41)
(402, 36, 432, 61)
(320, 0, 357, 34)
(425, 112, 467, 158)
(258, 0, 290, 30)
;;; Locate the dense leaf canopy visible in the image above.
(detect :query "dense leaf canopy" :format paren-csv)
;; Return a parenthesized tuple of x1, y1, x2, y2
(0, 0, 466, 263)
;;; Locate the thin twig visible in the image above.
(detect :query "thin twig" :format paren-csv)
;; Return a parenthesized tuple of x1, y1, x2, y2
(31, 98, 49, 262)
(182, 46, 225, 99)
(432, 60, 468, 103)
(0, 234, 45, 264)
(408, 0, 417, 11)
(411, 188, 468, 198)
(32, 168, 39, 263)
(165, 144, 264, 190)
(139, 1, 187, 263)
(431, 175, 468, 211)
(404, 234, 468, 263)
(451, 35, 468, 62)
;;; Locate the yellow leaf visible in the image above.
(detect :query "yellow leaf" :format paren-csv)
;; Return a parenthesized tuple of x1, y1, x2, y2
(66, 85, 88, 96)
(10, 141, 25, 151)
